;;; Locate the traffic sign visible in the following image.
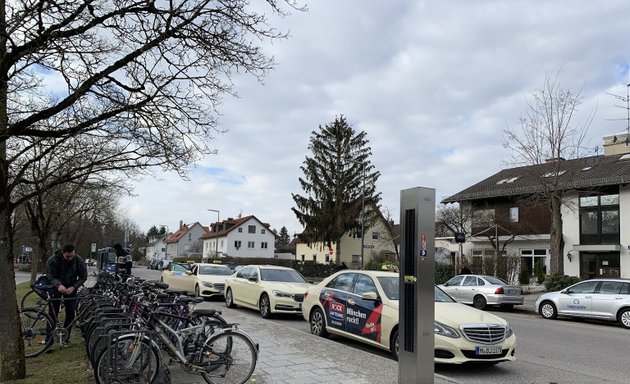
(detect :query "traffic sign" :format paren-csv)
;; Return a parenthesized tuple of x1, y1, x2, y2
(329, 248, 334, 256)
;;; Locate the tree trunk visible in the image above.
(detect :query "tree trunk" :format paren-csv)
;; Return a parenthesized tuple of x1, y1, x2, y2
(335, 240, 341, 265)
(549, 195, 565, 275)
(0, 173, 26, 380)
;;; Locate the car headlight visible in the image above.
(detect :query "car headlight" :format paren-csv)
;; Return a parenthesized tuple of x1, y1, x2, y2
(505, 322, 514, 338)
(272, 290, 293, 298)
(434, 321, 459, 339)
(201, 281, 214, 288)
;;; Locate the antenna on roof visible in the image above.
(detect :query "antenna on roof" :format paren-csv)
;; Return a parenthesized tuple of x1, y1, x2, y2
(605, 70, 630, 140)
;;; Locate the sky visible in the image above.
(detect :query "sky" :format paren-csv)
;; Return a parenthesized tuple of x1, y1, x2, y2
(120, 0, 630, 237)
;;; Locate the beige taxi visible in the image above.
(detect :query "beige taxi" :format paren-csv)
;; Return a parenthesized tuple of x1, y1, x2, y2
(161, 262, 233, 298)
(302, 270, 517, 364)
(224, 265, 311, 318)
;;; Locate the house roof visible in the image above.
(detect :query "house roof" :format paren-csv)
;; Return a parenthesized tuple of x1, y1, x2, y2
(442, 153, 630, 203)
(199, 215, 276, 239)
(166, 222, 209, 244)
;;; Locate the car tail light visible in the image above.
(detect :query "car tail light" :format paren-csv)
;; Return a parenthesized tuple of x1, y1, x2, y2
(494, 287, 504, 294)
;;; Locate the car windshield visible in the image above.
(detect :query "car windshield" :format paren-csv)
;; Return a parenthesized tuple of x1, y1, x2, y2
(484, 276, 508, 285)
(377, 276, 399, 300)
(376, 277, 456, 303)
(260, 269, 307, 283)
(435, 286, 456, 303)
(199, 265, 232, 275)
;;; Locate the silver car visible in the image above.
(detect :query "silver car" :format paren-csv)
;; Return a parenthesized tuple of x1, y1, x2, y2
(439, 274, 524, 310)
(535, 278, 630, 328)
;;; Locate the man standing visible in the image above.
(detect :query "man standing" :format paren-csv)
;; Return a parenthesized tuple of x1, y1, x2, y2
(46, 243, 88, 346)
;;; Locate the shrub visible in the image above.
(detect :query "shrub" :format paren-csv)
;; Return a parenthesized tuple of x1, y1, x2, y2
(435, 263, 454, 284)
(364, 259, 381, 271)
(544, 274, 581, 292)
(534, 261, 546, 285)
(518, 267, 530, 285)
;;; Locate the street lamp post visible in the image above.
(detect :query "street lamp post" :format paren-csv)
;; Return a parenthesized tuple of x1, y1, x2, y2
(159, 224, 169, 261)
(359, 163, 366, 270)
(207, 209, 220, 259)
(348, 159, 367, 270)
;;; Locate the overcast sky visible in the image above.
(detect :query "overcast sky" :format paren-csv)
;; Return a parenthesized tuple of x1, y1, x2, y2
(120, 0, 630, 237)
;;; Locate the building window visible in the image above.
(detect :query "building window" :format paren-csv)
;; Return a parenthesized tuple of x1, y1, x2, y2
(248, 241, 255, 248)
(579, 193, 619, 244)
(325, 255, 330, 263)
(509, 207, 519, 222)
(261, 229, 266, 234)
(352, 254, 361, 263)
(301, 254, 305, 262)
(220, 240, 224, 247)
(261, 242, 268, 249)
(312, 254, 317, 262)
(238, 228, 243, 233)
(520, 249, 548, 276)
(248, 225, 256, 234)
(234, 240, 242, 248)
(372, 232, 380, 240)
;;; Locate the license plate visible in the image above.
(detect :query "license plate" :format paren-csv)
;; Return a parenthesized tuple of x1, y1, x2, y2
(475, 346, 502, 355)
(507, 289, 519, 295)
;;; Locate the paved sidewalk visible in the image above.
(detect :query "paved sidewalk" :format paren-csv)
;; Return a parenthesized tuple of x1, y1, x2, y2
(168, 302, 459, 384)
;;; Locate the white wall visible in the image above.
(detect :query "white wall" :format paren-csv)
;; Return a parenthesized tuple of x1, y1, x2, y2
(620, 185, 630, 278)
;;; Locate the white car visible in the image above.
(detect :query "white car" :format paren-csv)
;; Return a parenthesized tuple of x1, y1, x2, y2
(224, 265, 311, 318)
(302, 270, 517, 364)
(535, 278, 630, 328)
(161, 262, 233, 298)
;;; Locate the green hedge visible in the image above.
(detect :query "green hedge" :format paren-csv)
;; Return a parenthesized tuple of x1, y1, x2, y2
(544, 274, 581, 292)
(174, 256, 455, 283)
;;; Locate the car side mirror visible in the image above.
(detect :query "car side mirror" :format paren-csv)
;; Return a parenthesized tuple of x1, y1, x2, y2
(443, 282, 449, 287)
(361, 292, 379, 301)
(248, 276, 258, 282)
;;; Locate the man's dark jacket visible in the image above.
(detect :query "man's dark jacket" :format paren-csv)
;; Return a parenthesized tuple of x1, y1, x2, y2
(46, 253, 88, 291)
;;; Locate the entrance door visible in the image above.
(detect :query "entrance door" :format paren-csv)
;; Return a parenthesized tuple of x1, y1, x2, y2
(580, 252, 620, 280)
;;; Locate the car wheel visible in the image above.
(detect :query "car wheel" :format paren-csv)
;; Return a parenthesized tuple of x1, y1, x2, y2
(473, 295, 487, 310)
(539, 301, 558, 319)
(225, 288, 236, 308)
(618, 308, 630, 329)
(259, 293, 272, 319)
(194, 285, 200, 298)
(390, 328, 399, 361)
(309, 307, 329, 338)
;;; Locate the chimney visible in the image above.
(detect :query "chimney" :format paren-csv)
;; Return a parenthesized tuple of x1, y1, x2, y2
(179, 220, 183, 229)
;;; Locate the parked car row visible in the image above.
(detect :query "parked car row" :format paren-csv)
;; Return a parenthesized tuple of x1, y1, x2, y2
(151, 263, 630, 364)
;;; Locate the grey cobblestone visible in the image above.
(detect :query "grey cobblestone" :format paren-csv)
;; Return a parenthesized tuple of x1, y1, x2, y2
(164, 300, 458, 384)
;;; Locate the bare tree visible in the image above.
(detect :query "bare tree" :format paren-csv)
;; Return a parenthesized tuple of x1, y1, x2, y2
(437, 204, 472, 273)
(0, 0, 300, 379)
(504, 72, 594, 275)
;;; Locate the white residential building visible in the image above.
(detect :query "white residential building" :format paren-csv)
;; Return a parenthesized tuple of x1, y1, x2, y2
(200, 215, 276, 259)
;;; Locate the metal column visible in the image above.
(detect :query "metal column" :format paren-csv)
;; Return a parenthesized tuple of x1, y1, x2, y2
(398, 187, 435, 384)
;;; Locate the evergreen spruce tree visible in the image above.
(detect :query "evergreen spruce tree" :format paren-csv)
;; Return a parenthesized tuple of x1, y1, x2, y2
(275, 226, 292, 251)
(292, 116, 381, 265)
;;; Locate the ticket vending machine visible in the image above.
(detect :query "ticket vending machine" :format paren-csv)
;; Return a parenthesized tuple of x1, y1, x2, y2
(398, 187, 435, 384)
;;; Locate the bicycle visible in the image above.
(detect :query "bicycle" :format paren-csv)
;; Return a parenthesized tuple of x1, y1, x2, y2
(20, 284, 90, 357)
(94, 301, 258, 384)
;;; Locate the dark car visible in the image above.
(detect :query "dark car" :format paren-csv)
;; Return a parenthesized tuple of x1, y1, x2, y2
(149, 259, 160, 270)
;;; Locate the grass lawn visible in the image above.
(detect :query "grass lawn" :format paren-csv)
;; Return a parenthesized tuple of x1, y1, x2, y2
(9, 281, 94, 384)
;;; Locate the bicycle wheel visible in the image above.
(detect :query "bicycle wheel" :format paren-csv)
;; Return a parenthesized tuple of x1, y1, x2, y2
(94, 334, 160, 384)
(20, 289, 46, 310)
(20, 308, 54, 357)
(200, 330, 257, 384)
